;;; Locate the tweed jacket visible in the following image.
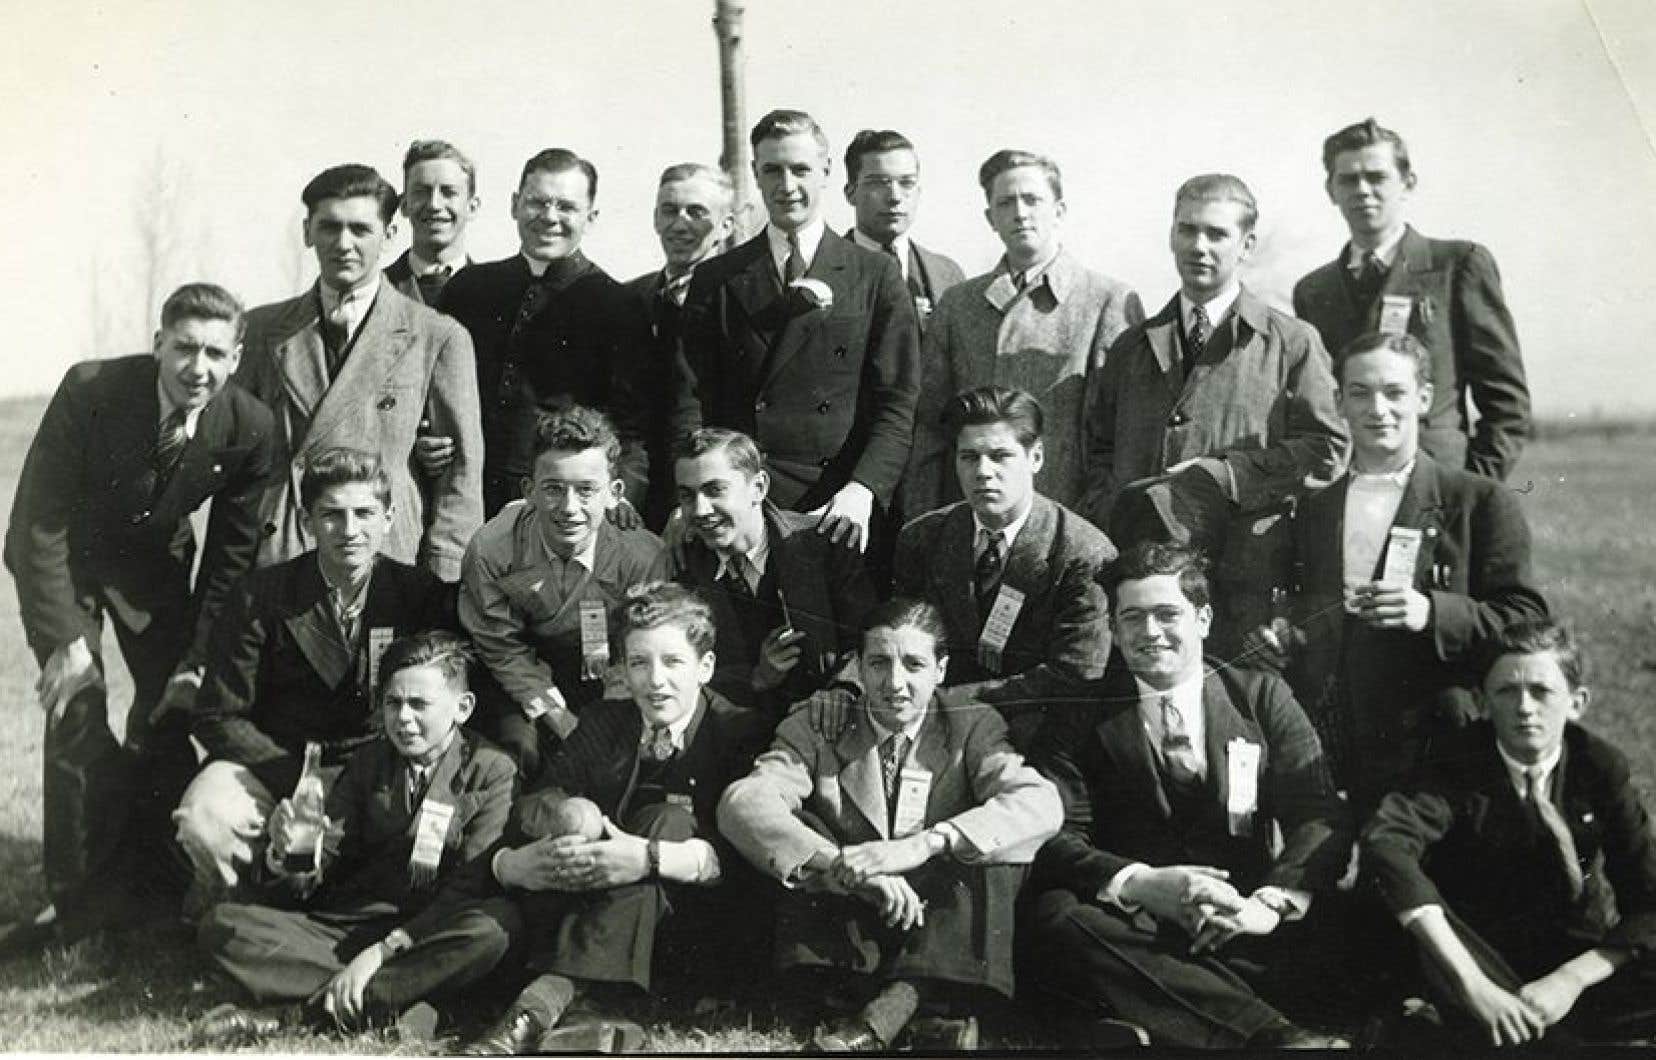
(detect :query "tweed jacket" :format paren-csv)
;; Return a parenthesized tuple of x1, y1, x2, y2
(905, 249, 1142, 516)
(1293, 227, 1530, 481)
(235, 280, 483, 582)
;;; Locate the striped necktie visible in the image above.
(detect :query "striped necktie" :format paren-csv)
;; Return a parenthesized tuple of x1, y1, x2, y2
(1526, 767, 1584, 900)
(154, 406, 190, 488)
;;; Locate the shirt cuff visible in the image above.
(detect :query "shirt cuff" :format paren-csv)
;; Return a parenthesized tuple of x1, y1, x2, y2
(1098, 862, 1149, 912)
(1398, 903, 1446, 930)
(658, 838, 721, 885)
(491, 848, 513, 887)
(786, 845, 841, 888)
(934, 821, 981, 862)
(1252, 885, 1313, 921)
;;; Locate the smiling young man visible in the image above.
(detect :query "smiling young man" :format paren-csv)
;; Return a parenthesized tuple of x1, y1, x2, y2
(1362, 621, 1656, 1048)
(1294, 118, 1530, 482)
(905, 148, 1141, 517)
(459, 406, 665, 780)
(892, 386, 1115, 748)
(3, 283, 276, 952)
(1250, 332, 1547, 813)
(670, 109, 920, 565)
(385, 139, 479, 310)
(671, 427, 874, 718)
(176, 449, 457, 897)
(442, 149, 652, 519)
(236, 163, 483, 583)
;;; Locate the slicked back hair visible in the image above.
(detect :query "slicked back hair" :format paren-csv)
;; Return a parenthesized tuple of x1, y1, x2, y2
(750, 109, 830, 156)
(861, 596, 948, 660)
(1174, 173, 1259, 233)
(519, 148, 598, 203)
(1321, 117, 1413, 181)
(1335, 331, 1433, 388)
(302, 163, 399, 225)
(379, 631, 474, 695)
(1103, 542, 1212, 613)
(978, 149, 1062, 202)
(161, 282, 246, 342)
(674, 427, 765, 480)
(844, 129, 916, 184)
(402, 138, 477, 196)
(943, 385, 1044, 449)
(299, 447, 392, 512)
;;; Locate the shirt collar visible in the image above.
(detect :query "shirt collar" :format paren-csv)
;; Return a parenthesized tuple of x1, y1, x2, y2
(767, 218, 827, 279)
(1347, 225, 1407, 273)
(539, 517, 601, 575)
(1349, 457, 1416, 490)
(1179, 283, 1242, 333)
(714, 524, 771, 586)
(321, 555, 375, 615)
(850, 228, 911, 275)
(155, 380, 204, 439)
(865, 701, 927, 743)
(1006, 244, 1063, 291)
(1497, 741, 1564, 798)
(639, 701, 698, 750)
(973, 500, 1033, 556)
(319, 273, 382, 316)
(1133, 672, 1205, 718)
(408, 247, 466, 278)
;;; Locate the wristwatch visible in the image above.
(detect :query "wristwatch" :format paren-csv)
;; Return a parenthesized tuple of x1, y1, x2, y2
(646, 838, 662, 878)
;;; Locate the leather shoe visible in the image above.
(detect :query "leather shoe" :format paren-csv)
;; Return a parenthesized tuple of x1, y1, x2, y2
(539, 1016, 646, 1054)
(905, 1015, 979, 1051)
(461, 1008, 549, 1056)
(812, 1017, 886, 1052)
(393, 1000, 441, 1044)
(187, 1002, 292, 1047)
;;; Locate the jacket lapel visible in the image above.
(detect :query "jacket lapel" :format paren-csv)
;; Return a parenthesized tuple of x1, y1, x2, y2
(1096, 676, 1172, 820)
(273, 290, 330, 419)
(837, 709, 890, 839)
(1200, 673, 1263, 814)
(1384, 455, 1444, 585)
(767, 506, 833, 675)
(284, 557, 353, 690)
(1145, 295, 1182, 379)
(305, 282, 416, 453)
(1000, 496, 1055, 601)
(1388, 227, 1435, 295)
(936, 505, 983, 637)
(761, 230, 849, 390)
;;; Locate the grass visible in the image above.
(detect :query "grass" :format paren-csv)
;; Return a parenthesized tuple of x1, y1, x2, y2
(0, 392, 1652, 1051)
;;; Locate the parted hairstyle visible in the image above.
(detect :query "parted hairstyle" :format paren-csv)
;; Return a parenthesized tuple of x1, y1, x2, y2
(750, 108, 830, 155)
(657, 162, 734, 203)
(612, 581, 717, 657)
(299, 447, 393, 512)
(1174, 173, 1259, 233)
(532, 405, 622, 476)
(1484, 619, 1586, 691)
(1335, 331, 1432, 387)
(978, 149, 1062, 202)
(378, 631, 475, 695)
(518, 148, 598, 202)
(674, 427, 766, 480)
(301, 164, 399, 225)
(1102, 542, 1212, 612)
(402, 138, 477, 196)
(1321, 117, 1414, 181)
(943, 385, 1045, 449)
(844, 129, 915, 184)
(161, 283, 246, 342)
(861, 596, 949, 659)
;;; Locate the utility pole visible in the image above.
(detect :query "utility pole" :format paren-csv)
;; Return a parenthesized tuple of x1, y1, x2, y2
(713, 0, 760, 240)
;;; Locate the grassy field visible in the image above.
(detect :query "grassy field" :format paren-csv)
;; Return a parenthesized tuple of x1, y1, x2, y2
(0, 392, 1652, 1052)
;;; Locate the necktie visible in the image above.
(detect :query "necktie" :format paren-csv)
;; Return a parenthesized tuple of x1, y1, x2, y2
(1353, 250, 1388, 304)
(1184, 305, 1210, 378)
(784, 233, 805, 284)
(1160, 695, 1204, 787)
(154, 406, 190, 487)
(416, 264, 453, 306)
(643, 723, 676, 764)
(880, 733, 909, 804)
(322, 295, 353, 377)
(406, 764, 431, 807)
(662, 271, 693, 308)
(1526, 767, 1584, 900)
(722, 554, 754, 598)
(974, 530, 1005, 606)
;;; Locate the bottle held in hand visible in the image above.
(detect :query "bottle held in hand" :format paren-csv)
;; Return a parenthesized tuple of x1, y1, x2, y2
(283, 741, 326, 874)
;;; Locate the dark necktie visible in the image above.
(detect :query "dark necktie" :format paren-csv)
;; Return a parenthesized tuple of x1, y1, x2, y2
(880, 733, 909, 804)
(882, 241, 926, 304)
(1160, 695, 1204, 788)
(1184, 305, 1210, 378)
(1526, 767, 1584, 900)
(322, 297, 353, 378)
(721, 554, 754, 598)
(661, 271, 693, 308)
(1353, 251, 1388, 304)
(643, 723, 676, 764)
(974, 530, 1005, 606)
(406, 763, 432, 807)
(416, 264, 453, 306)
(784, 233, 805, 285)
(154, 406, 190, 488)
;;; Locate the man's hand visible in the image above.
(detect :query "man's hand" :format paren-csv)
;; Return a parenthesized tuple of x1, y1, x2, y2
(1188, 896, 1282, 954)
(1240, 619, 1302, 671)
(790, 686, 857, 741)
(855, 874, 926, 930)
(1355, 585, 1432, 633)
(1119, 865, 1242, 930)
(831, 833, 935, 889)
(38, 637, 101, 724)
(145, 668, 203, 731)
(1458, 973, 1547, 1046)
(1517, 968, 1587, 1028)
(813, 481, 874, 553)
(606, 498, 643, 531)
(496, 835, 588, 892)
(752, 627, 806, 692)
(320, 944, 384, 1027)
(414, 434, 455, 478)
(560, 816, 652, 890)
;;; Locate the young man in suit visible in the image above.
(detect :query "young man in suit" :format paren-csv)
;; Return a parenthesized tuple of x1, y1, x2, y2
(236, 163, 483, 583)
(460, 406, 665, 781)
(892, 386, 1115, 748)
(1294, 118, 1530, 482)
(1028, 543, 1354, 1049)
(192, 632, 519, 1045)
(719, 598, 1062, 1051)
(1362, 621, 1656, 1047)
(175, 449, 456, 895)
(460, 582, 769, 1055)
(625, 164, 736, 531)
(1245, 332, 1547, 814)
(673, 427, 875, 719)
(385, 139, 479, 311)
(3, 282, 277, 951)
(670, 108, 920, 562)
(441, 149, 652, 519)
(905, 149, 1141, 517)
(840, 128, 965, 336)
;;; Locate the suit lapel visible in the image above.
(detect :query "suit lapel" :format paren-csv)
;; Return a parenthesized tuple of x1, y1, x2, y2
(767, 507, 831, 675)
(273, 290, 330, 418)
(1000, 496, 1054, 601)
(726, 236, 786, 378)
(935, 505, 983, 638)
(1145, 296, 1182, 379)
(761, 230, 848, 390)
(306, 283, 416, 452)
(1384, 456, 1444, 584)
(1388, 227, 1435, 294)
(837, 710, 890, 839)
(285, 558, 354, 690)
(1098, 692, 1173, 820)
(1200, 673, 1262, 813)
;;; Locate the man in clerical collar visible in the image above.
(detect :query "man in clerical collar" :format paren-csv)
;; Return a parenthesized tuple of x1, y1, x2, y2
(386, 139, 478, 310)
(460, 405, 665, 781)
(177, 449, 456, 897)
(441, 149, 651, 520)
(1247, 332, 1546, 814)
(903, 148, 1141, 518)
(627, 163, 736, 531)
(672, 427, 874, 718)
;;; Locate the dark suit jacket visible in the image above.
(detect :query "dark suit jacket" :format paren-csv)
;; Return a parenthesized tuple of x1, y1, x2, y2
(443, 253, 650, 511)
(624, 268, 692, 529)
(671, 228, 921, 511)
(192, 551, 457, 794)
(842, 228, 966, 325)
(5, 355, 276, 668)
(1032, 661, 1352, 900)
(674, 503, 876, 713)
(894, 495, 1116, 717)
(1363, 721, 1656, 962)
(384, 250, 469, 311)
(1285, 452, 1548, 806)
(1293, 227, 1530, 481)
(313, 729, 516, 924)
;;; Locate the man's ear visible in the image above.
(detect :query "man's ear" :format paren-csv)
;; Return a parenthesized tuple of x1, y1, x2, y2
(1027, 439, 1045, 476)
(1568, 686, 1591, 722)
(521, 475, 534, 503)
(697, 650, 716, 684)
(454, 690, 477, 725)
(752, 468, 771, 502)
(1195, 603, 1214, 639)
(604, 477, 625, 509)
(301, 216, 315, 249)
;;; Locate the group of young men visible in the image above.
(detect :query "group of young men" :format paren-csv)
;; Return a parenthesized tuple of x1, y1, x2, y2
(4, 105, 1652, 1052)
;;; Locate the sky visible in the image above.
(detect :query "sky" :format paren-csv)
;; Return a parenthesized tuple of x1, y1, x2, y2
(2, 0, 1654, 418)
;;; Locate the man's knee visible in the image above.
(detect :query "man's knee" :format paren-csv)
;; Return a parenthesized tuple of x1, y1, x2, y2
(623, 800, 697, 842)
(173, 762, 273, 887)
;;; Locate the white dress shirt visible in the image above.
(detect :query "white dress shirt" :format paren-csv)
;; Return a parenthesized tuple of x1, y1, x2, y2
(1178, 282, 1242, 340)
(1341, 460, 1414, 606)
(155, 381, 204, 440)
(318, 274, 382, 346)
(408, 248, 466, 277)
(1347, 225, 1407, 273)
(714, 526, 772, 595)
